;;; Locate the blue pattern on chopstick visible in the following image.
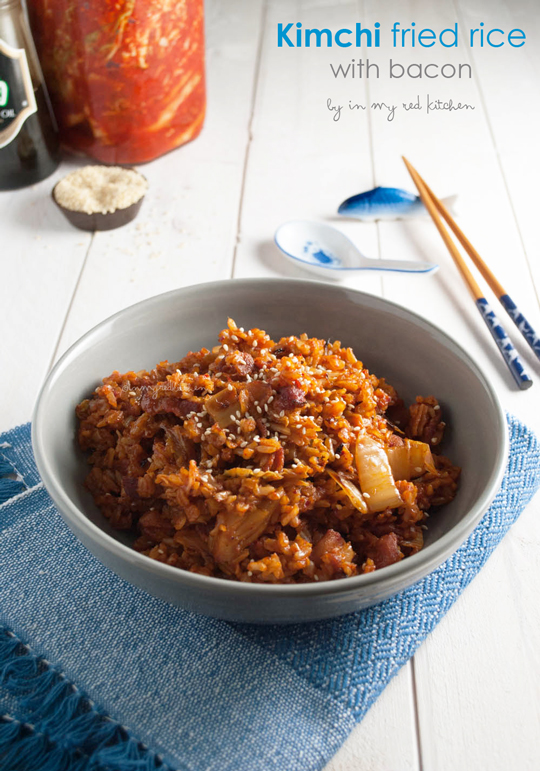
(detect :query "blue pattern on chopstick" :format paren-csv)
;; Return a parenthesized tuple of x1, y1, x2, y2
(500, 294, 540, 362)
(476, 298, 533, 390)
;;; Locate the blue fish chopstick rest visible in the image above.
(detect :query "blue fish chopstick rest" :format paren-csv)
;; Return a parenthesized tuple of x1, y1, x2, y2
(338, 186, 457, 221)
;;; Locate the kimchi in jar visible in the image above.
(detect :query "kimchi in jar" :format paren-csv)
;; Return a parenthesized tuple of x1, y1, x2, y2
(27, 0, 205, 164)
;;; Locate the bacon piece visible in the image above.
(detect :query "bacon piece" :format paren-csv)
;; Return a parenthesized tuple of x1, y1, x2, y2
(407, 397, 445, 447)
(270, 446, 285, 473)
(256, 420, 269, 438)
(140, 393, 200, 419)
(385, 398, 410, 429)
(138, 510, 174, 543)
(175, 399, 201, 418)
(214, 351, 254, 378)
(244, 380, 272, 405)
(370, 532, 403, 569)
(122, 477, 141, 500)
(311, 529, 347, 564)
(274, 385, 306, 412)
(312, 529, 356, 577)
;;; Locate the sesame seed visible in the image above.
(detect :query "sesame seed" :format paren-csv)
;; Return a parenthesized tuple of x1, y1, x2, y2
(239, 327, 245, 333)
(431, 438, 437, 444)
(247, 570, 252, 576)
(227, 383, 233, 391)
(414, 467, 422, 473)
(223, 344, 229, 351)
(363, 492, 371, 499)
(231, 335, 239, 342)
(434, 405, 440, 411)
(129, 391, 136, 396)
(256, 406, 262, 414)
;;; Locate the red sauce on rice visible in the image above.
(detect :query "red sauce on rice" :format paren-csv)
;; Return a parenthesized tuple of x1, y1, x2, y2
(76, 320, 460, 583)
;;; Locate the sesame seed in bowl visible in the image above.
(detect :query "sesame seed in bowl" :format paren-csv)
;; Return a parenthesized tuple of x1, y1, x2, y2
(52, 165, 147, 231)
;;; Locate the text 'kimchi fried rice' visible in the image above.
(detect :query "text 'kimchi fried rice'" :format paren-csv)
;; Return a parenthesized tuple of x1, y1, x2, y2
(76, 319, 460, 584)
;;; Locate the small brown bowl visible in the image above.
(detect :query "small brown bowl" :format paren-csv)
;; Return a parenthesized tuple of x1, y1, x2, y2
(52, 171, 146, 232)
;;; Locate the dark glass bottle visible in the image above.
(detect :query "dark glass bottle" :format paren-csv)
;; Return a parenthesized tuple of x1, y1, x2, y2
(0, 0, 60, 190)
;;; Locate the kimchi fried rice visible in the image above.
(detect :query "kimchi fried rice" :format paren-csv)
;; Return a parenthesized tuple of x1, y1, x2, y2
(76, 319, 460, 583)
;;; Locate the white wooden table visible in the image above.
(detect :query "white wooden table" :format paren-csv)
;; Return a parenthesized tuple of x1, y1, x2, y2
(2, 0, 539, 768)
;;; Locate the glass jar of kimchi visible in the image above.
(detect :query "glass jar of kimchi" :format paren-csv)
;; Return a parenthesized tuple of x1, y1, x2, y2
(26, 0, 205, 164)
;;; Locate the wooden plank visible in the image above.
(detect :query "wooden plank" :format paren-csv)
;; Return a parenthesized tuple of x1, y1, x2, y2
(415, 529, 540, 771)
(0, 171, 90, 432)
(362, 0, 540, 768)
(329, 665, 419, 771)
(232, 2, 420, 769)
(53, 0, 266, 357)
(454, 0, 540, 307)
(361, 0, 540, 425)
(2, 0, 538, 768)
(232, 0, 382, 296)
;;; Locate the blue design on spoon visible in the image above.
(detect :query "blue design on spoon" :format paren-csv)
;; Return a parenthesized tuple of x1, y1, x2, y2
(303, 240, 339, 266)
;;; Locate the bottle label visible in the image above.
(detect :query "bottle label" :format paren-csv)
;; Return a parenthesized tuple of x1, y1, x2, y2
(0, 38, 38, 149)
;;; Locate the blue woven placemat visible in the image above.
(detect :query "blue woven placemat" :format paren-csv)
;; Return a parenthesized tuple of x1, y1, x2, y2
(0, 416, 539, 771)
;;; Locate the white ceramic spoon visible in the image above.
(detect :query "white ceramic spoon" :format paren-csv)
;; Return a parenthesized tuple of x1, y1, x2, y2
(275, 220, 438, 279)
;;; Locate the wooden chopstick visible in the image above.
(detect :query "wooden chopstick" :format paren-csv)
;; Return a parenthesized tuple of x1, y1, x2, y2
(402, 156, 533, 391)
(408, 165, 540, 366)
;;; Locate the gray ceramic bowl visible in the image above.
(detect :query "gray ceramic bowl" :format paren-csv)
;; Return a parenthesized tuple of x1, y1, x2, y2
(32, 279, 508, 624)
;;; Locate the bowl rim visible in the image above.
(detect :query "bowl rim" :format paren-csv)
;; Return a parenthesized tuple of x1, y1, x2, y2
(32, 277, 509, 598)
